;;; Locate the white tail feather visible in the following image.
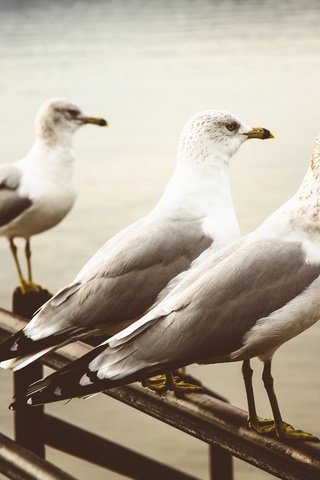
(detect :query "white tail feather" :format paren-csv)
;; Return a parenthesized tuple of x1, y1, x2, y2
(0, 358, 19, 370)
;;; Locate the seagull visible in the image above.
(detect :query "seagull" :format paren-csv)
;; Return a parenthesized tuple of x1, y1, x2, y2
(0, 110, 273, 385)
(0, 98, 108, 294)
(21, 134, 320, 442)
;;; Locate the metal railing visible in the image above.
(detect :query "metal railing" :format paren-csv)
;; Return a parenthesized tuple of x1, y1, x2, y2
(0, 430, 77, 480)
(0, 307, 320, 480)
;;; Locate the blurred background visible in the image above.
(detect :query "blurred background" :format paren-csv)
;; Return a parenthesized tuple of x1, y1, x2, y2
(0, 0, 320, 478)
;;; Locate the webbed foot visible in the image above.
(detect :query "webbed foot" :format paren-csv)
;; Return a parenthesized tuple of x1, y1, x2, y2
(276, 423, 319, 442)
(143, 371, 204, 396)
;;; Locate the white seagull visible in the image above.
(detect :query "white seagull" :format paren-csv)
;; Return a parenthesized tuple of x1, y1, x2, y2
(0, 110, 273, 388)
(21, 134, 320, 442)
(0, 98, 108, 293)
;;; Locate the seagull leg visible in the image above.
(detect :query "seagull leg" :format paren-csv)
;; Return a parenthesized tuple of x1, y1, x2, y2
(143, 370, 204, 396)
(9, 238, 28, 294)
(242, 359, 276, 433)
(25, 238, 33, 283)
(262, 360, 318, 441)
(25, 239, 41, 292)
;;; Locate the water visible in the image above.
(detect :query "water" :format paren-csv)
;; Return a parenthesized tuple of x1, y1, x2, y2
(0, 1, 320, 478)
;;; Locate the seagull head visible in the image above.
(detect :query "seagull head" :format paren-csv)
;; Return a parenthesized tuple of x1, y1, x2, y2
(35, 98, 108, 145)
(178, 110, 273, 166)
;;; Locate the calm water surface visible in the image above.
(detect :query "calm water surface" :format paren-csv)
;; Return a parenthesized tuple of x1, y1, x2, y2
(1, 1, 320, 478)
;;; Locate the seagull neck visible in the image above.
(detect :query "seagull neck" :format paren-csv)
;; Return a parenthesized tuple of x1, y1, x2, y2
(155, 153, 235, 219)
(292, 166, 320, 217)
(295, 136, 320, 207)
(266, 138, 320, 231)
(35, 127, 75, 149)
(20, 139, 76, 180)
(32, 136, 75, 158)
(256, 164, 320, 239)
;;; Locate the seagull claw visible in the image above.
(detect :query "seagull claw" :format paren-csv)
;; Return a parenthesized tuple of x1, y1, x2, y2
(248, 417, 318, 441)
(143, 371, 204, 397)
(248, 417, 292, 434)
(277, 423, 319, 442)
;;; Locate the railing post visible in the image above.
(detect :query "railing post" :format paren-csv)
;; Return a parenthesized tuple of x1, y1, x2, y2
(12, 287, 52, 458)
(209, 444, 233, 480)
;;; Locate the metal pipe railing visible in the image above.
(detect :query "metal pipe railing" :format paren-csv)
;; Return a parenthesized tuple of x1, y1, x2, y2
(0, 431, 77, 480)
(0, 307, 319, 480)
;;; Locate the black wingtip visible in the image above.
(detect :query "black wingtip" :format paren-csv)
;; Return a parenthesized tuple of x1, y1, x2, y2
(9, 396, 37, 410)
(0, 328, 48, 363)
(21, 344, 111, 406)
(0, 327, 75, 364)
(0, 329, 29, 362)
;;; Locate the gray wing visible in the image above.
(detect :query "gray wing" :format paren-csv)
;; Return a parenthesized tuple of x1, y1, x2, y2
(26, 217, 213, 338)
(154, 236, 245, 305)
(0, 165, 32, 228)
(78, 216, 213, 280)
(90, 237, 320, 381)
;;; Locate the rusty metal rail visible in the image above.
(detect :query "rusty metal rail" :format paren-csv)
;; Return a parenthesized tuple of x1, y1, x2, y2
(1, 307, 320, 480)
(0, 431, 77, 480)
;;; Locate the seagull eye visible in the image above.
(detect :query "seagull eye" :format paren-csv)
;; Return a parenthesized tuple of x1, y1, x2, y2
(226, 122, 237, 132)
(67, 109, 79, 117)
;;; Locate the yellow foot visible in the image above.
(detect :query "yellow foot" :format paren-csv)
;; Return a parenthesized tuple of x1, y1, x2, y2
(277, 423, 319, 442)
(249, 417, 277, 434)
(19, 281, 43, 294)
(249, 417, 293, 434)
(143, 372, 204, 396)
(142, 374, 167, 393)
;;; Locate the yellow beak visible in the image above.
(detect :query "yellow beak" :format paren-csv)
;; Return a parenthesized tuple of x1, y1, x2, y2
(245, 127, 274, 140)
(79, 116, 108, 127)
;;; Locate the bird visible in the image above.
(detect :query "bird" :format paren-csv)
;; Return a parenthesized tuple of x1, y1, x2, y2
(0, 98, 108, 294)
(20, 133, 320, 442)
(0, 110, 273, 394)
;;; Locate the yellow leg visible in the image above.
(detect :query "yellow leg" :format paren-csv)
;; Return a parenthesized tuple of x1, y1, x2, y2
(262, 361, 318, 441)
(242, 360, 277, 433)
(25, 238, 33, 283)
(24, 239, 41, 292)
(143, 370, 204, 396)
(9, 238, 28, 293)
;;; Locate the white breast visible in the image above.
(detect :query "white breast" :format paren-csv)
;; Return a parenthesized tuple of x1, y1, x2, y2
(1, 145, 77, 238)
